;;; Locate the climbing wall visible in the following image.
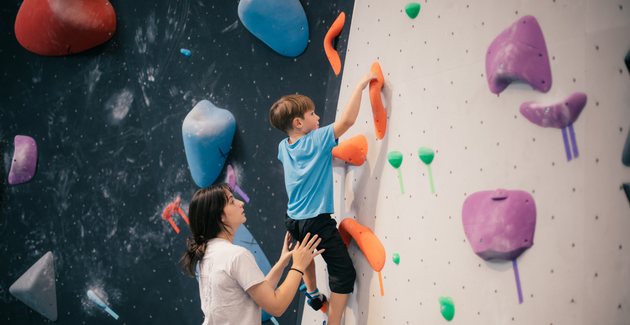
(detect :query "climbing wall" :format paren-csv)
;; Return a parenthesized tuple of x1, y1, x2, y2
(303, 0, 630, 324)
(0, 0, 355, 324)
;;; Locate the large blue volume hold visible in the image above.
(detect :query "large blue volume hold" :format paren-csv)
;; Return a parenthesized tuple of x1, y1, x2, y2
(238, 0, 309, 57)
(183, 100, 236, 188)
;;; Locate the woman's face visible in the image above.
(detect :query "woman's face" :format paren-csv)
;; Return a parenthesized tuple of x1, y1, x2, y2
(221, 191, 245, 231)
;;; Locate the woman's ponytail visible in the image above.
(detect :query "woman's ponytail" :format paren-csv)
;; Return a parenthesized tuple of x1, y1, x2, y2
(180, 237, 208, 278)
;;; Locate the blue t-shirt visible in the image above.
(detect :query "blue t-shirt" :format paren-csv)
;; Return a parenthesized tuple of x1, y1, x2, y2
(278, 124, 338, 220)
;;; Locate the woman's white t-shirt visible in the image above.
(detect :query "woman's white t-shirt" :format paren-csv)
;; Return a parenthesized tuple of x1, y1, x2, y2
(199, 238, 267, 325)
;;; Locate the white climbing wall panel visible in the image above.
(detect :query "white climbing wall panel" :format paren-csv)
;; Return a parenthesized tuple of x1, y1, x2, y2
(302, 0, 630, 324)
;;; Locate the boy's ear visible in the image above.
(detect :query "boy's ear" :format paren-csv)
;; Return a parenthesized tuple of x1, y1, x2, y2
(292, 117, 302, 130)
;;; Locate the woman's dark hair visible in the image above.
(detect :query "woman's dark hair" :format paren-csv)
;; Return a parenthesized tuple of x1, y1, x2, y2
(179, 183, 232, 278)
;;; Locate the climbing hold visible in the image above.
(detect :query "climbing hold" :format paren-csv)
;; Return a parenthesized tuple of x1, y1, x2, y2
(9, 135, 38, 185)
(332, 135, 368, 166)
(369, 62, 387, 140)
(387, 151, 403, 168)
(405, 3, 421, 19)
(162, 197, 189, 233)
(625, 48, 630, 75)
(486, 15, 552, 94)
(324, 12, 345, 75)
(182, 100, 236, 188)
(439, 296, 455, 321)
(338, 218, 386, 296)
(387, 151, 405, 194)
(622, 128, 630, 167)
(237, 0, 309, 57)
(418, 147, 435, 194)
(624, 184, 630, 205)
(87, 290, 119, 319)
(392, 253, 400, 264)
(226, 165, 250, 203)
(9, 252, 57, 322)
(180, 48, 191, 57)
(14, 0, 116, 56)
(521, 93, 586, 161)
(462, 189, 536, 260)
(520, 92, 586, 129)
(417, 147, 434, 165)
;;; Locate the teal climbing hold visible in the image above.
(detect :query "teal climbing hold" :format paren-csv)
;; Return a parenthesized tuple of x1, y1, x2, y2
(182, 100, 236, 188)
(405, 3, 421, 19)
(439, 296, 455, 321)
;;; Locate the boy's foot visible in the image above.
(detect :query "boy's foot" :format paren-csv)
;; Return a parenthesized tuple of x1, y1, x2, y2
(308, 294, 328, 313)
(300, 286, 329, 313)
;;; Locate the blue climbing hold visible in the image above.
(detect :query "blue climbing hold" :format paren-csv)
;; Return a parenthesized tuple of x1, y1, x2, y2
(183, 100, 236, 188)
(180, 48, 191, 57)
(237, 0, 309, 57)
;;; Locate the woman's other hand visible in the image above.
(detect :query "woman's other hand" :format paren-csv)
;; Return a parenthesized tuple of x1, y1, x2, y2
(291, 233, 324, 272)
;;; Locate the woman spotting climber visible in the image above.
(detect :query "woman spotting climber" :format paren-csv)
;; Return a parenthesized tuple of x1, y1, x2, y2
(180, 183, 324, 325)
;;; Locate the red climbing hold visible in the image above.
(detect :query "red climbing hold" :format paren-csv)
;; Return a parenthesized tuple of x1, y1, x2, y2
(15, 0, 116, 56)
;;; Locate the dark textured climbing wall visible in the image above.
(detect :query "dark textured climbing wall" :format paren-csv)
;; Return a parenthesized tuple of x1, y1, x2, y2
(0, 0, 354, 324)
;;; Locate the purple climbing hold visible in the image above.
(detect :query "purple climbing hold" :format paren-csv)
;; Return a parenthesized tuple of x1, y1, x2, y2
(462, 189, 536, 260)
(486, 15, 552, 94)
(520, 92, 587, 129)
(8, 135, 38, 185)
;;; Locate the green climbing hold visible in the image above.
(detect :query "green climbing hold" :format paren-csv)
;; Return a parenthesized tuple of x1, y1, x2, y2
(405, 3, 421, 19)
(387, 151, 403, 168)
(392, 253, 400, 264)
(439, 296, 455, 321)
(418, 147, 434, 165)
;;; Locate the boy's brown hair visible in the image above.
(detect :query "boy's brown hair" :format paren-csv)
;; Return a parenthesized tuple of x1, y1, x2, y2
(269, 94, 315, 133)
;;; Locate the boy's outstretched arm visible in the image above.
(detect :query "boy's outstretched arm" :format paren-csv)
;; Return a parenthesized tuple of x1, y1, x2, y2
(333, 72, 378, 139)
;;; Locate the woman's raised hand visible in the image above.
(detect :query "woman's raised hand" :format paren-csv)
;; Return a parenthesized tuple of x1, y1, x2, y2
(292, 233, 324, 271)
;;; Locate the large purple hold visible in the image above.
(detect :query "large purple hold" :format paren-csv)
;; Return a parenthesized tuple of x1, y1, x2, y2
(8, 135, 38, 185)
(486, 15, 552, 94)
(462, 189, 536, 261)
(520, 92, 586, 128)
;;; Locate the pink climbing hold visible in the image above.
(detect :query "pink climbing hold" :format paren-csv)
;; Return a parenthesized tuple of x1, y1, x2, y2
(486, 15, 552, 94)
(9, 135, 38, 185)
(519, 92, 587, 129)
(462, 189, 536, 261)
(14, 0, 116, 56)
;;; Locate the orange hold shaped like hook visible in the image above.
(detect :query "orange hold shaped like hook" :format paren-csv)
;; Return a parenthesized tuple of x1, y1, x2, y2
(338, 218, 386, 296)
(332, 135, 368, 166)
(369, 62, 387, 140)
(324, 12, 345, 75)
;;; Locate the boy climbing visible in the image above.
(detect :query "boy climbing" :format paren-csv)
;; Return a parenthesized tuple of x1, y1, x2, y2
(269, 71, 377, 325)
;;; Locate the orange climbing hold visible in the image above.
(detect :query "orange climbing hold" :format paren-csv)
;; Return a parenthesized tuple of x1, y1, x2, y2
(369, 62, 387, 140)
(332, 135, 368, 166)
(14, 0, 116, 56)
(324, 12, 345, 75)
(338, 218, 386, 296)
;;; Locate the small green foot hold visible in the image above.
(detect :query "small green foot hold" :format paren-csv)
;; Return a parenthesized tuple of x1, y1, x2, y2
(439, 296, 455, 321)
(405, 3, 421, 19)
(418, 147, 434, 165)
(392, 253, 400, 264)
(387, 151, 403, 168)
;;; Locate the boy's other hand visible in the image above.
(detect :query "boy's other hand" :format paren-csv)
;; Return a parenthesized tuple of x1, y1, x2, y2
(357, 72, 378, 90)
